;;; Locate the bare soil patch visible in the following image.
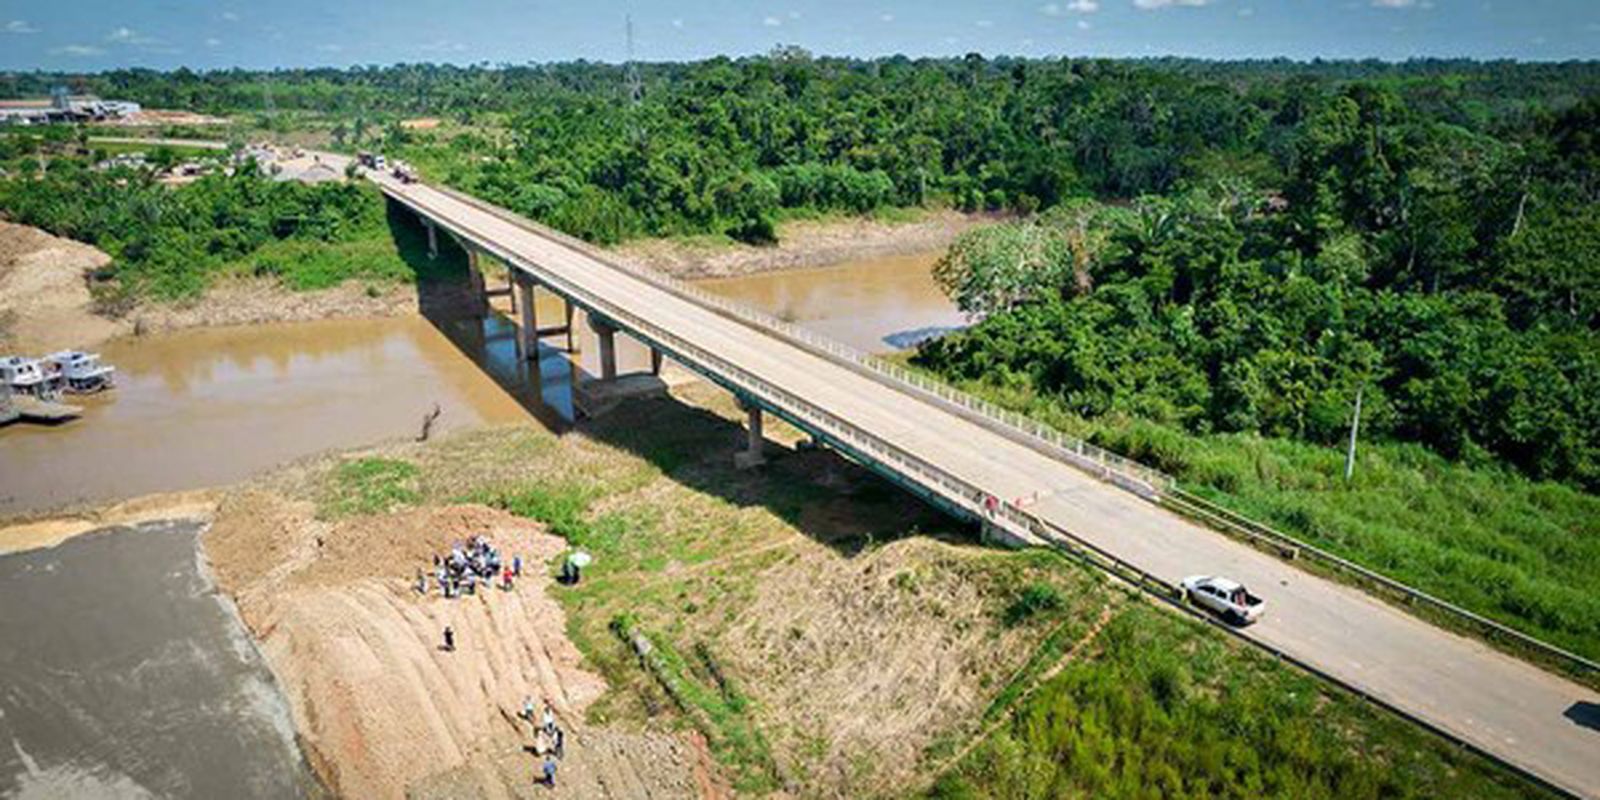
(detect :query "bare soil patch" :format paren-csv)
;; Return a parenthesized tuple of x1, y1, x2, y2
(0, 220, 119, 352)
(611, 210, 991, 280)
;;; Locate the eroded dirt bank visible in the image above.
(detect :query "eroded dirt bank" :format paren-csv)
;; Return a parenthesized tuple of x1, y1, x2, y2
(0, 220, 418, 353)
(612, 210, 988, 280)
(203, 495, 699, 799)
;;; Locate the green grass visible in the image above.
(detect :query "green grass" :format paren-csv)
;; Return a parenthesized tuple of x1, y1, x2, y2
(87, 139, 219, 159)
(320, 457, 421, 517)
(932, 602, 1549, 800)
(888, 357, 1600, 663)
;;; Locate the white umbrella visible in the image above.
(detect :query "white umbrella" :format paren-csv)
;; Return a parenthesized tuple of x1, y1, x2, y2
(567, 551, 593, 568)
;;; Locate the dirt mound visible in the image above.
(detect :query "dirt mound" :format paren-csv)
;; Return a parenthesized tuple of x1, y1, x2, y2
(205, 495, 695, 799)
(0, 220, 119, 352)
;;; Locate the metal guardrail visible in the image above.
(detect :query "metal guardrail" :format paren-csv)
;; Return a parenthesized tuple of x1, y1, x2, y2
(1163, 488, 1600, 678)
(389, 181, 1583, 798)
(385, 184, 1044, 547)
(429, 184, 1174, 497)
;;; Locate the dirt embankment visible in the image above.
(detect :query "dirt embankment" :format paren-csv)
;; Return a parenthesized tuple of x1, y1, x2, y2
(203, 493, 698, 800)
(610, 210, 989, 280)
(0, 221, 419, 353)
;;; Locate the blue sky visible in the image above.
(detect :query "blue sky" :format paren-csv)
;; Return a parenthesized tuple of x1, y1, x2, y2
(1, 0, 1596, 71)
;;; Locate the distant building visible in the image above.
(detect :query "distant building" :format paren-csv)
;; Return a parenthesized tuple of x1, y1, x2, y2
(0, 90, 142, 125)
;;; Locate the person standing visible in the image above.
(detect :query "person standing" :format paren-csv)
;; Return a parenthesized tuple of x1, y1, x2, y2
(442, 625, 455, 652)
(541, 754, 557, 787)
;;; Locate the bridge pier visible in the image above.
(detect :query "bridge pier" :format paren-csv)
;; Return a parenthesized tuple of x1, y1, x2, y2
(590, 317, 618, 381)
(649, 347, 663, 376)
(423, 217, 438, 259)
(465, 249, 488, 318)
(515, 275, 537, 361)
(734, 396, 766, 469)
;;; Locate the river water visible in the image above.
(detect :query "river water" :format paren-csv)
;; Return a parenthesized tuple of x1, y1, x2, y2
(0, 250, 961, 516)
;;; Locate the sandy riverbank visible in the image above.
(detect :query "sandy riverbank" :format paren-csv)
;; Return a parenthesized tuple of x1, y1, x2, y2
(1, 210, 976, 353)
(612, 209, 987, 280)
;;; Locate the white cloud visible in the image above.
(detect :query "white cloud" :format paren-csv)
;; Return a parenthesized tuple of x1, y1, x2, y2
(671, 18, 684, 28)
(1068, 0, 1099, 11)
(4, 19, 39, 34)
(1133, 0, 1211, 8)
(1040, 3, 1063, 16)
(975, 19, 993, 27)
(204, 37, 221, 47)
(942, 35, 959, 44)
(879, 12, 895, 22)
(418, 39, 466, 52)
(1078, 19, 1093, 29)
(107, 26, 156, 44)
(220, 11, 239, 21)
(1238, 6, 1255, 16)
(52, 43, 104, 56)
(317, 43, 343, 52)
(788, 10, 801, 19)
(763, 15, 782, 26)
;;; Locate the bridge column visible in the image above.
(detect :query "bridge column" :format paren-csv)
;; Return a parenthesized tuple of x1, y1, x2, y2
(649, 347, 663, 376)
(734, 395, 766, 470)
(564, 300, 578, 353)
(589, 317, 618, 381)
(505, 268, 518, 316)
(466, 248, 488, 318)
(423, 217, 438, 259)
(516, 275, 537, 362)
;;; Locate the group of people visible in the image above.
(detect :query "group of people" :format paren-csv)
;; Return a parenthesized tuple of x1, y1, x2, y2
(523, 696, 566, 788)
(417, 534, 522, 598)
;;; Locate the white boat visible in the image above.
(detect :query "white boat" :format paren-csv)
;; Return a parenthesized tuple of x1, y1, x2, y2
(42, 351, 116, 394)
(0, 355, 61, 398)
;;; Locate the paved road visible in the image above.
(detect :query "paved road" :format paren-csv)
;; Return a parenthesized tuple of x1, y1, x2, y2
(375, 172, 1600, 798)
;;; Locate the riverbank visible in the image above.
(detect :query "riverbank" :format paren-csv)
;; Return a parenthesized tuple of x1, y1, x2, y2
(0, 220, 420, 353)
(612, 208, 987, 279)
(1, 206, 976, 354)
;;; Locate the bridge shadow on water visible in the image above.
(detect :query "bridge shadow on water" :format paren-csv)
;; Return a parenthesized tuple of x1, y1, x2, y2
(387, 205, 973, 557)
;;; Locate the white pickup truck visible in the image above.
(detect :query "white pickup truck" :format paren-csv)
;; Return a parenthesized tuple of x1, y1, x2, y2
(1182, 575, 1266, 625)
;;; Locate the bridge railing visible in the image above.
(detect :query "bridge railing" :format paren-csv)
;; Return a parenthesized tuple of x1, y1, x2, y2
(430, 184, 1173, 497)
(390, 185, 1048, 547)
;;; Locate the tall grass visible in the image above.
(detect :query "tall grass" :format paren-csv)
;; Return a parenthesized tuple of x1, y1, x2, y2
(933, 603, 1551, 800)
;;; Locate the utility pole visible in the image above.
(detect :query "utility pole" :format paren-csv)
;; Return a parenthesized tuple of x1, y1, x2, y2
(1344, 384, 1363, 482)
(625, 15, 643, 106)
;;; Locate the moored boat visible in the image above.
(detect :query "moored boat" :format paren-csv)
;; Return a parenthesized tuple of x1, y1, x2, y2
(42, 350, 117, 394)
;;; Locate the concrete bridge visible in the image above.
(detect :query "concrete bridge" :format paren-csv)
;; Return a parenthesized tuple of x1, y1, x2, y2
(372, 171, 1600, 799)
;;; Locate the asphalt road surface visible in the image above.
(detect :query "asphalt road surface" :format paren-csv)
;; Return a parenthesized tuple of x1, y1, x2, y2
(378, 171, 1600, 798)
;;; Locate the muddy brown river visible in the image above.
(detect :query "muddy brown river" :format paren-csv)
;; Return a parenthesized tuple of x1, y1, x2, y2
(0, 251, 961, 516)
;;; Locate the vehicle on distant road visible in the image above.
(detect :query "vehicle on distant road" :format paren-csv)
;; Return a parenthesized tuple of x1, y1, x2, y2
(1182, 575, 1265, 625)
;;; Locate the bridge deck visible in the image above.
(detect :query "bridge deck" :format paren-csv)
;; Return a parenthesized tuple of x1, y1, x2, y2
(375, 173, 1600, 798)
